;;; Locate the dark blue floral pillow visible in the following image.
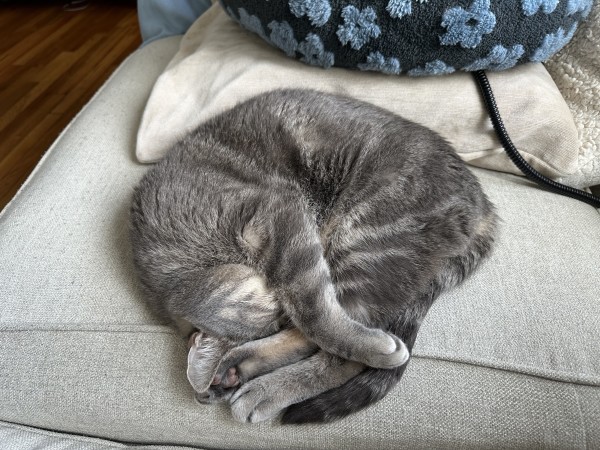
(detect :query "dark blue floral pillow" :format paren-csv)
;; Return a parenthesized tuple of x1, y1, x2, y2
(219, 0, 594, 75)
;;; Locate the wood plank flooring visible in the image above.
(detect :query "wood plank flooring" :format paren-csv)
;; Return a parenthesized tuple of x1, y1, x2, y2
(0, 0, 141, 211)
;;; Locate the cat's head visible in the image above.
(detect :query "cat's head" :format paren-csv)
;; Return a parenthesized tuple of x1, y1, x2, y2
(182, 264, 284, 395)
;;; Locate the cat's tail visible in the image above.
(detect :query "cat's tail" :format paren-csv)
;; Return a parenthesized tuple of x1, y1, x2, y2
(281, 213, 497, 424)
(280, 315, 419, 425)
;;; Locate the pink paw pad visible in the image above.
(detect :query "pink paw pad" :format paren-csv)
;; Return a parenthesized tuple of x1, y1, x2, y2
(213, 367, 239, 388)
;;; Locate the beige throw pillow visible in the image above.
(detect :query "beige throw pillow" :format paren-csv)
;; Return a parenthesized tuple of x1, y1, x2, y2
(137, 4, 580, 181)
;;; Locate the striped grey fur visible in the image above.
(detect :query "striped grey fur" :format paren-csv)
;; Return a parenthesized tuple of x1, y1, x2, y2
(129, 89, 497, 424)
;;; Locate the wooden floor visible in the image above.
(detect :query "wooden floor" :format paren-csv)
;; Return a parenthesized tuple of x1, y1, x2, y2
(0, 0, 141, 211)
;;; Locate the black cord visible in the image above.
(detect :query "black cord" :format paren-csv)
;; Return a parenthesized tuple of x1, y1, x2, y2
(472, 70, 600, 209)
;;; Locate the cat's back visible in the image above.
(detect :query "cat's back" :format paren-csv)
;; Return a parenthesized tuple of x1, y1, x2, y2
(137, 89, 490, 233)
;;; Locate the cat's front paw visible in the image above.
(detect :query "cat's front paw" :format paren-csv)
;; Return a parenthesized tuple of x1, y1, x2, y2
(187, 332, 234, 394)
(361, 331, 410, 369)
(194, 366, 241, 405)
(229, 378, 286, 423)
(340, 329, 410, 369)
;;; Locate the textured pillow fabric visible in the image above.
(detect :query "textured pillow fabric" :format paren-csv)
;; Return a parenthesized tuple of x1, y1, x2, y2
(546, 0, 600, 188)
(219, 0, 594, 75)
(137, 4, 582, 183)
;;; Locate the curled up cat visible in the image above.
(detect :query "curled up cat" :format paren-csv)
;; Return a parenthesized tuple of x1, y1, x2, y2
(129, 89, 497, 424)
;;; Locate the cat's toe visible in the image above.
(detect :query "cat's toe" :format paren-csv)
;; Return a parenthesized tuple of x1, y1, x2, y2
(247, 403, 281, 423)
(195, 385, 236, 404)
(195, 390, 220, 404)
(230, 381, 282, 423)
(230, 383, 266, 423)
(221, 367, 240, 388)
(365, 333, 410, 368)
(212, 364, 241, 388)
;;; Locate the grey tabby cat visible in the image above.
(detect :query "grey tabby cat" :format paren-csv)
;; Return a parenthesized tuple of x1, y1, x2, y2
(130, 89, 497, 424)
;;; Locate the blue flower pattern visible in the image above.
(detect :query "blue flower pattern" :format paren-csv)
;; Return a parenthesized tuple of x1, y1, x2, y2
(463, 44, 525, 71)
(567, 0, 593, 17)
(358, 51, 401, 74)
(223, 1, 588, 76)
(386, 0, 411, 19)
(337, 6, 381, 50)
(386, 0, 428, 19)
(289, 0, 331, 26)
(408, 60, 455, 76)
(531, 24, 578, 62)
(440, 0, 496, 49)
(238, 8, 267, 40)
(298, 33, 335, 68)
(268, 21, 299, 56)
(522, 0, 559, 16)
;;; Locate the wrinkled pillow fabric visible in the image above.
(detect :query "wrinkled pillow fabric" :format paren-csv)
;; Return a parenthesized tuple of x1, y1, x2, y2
(218, 0, 594, 75)
(136, 5, 581, 183)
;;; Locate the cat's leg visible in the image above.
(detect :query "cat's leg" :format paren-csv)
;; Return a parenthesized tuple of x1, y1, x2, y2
(262, 205, 409, 369)
(218, 328, 318, 384)
(195, 328, 318, 404)
(229, 350, 364, 423)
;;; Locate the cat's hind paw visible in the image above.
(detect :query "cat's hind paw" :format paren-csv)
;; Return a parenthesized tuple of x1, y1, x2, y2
(230, 380, 283, 423)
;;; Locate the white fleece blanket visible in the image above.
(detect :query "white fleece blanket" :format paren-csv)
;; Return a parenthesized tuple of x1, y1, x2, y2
(547, 1, 600, 188)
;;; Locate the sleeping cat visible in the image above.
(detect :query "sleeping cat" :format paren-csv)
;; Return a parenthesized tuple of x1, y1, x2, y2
(129, 89, 497, 424)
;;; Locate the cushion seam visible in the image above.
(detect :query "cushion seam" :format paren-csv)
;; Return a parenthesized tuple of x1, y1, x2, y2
(0, 420, 126, 449)
(0, 327, 597, 387)
(414, 354, 600, 388)
(0, 324, 174, 333)
(0, 420, 206, 449)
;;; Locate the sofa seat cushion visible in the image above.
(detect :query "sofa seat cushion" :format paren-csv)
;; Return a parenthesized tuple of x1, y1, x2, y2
(0, 36, 599, 448)
(0, 421, 201, 450)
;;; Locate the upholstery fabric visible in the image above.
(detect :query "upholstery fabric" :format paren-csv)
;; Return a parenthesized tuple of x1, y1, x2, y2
(219, 0, 594, 74)
(0, 34, 599, 448)
(136, 5, 583, 186)
(0, 422, 203, 450)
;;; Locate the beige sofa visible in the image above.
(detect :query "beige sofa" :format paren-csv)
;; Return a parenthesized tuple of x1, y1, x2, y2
(1, 13, 599, 450)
